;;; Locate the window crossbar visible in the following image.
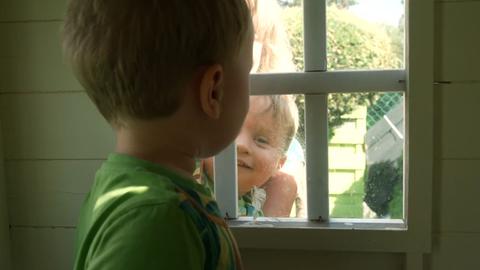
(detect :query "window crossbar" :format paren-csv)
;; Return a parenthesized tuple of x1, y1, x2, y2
(250, 70, 406, 96)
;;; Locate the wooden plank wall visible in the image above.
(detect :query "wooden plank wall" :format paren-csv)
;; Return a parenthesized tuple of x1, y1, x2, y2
(0, 1, 403, 269)
(0, 114, 12, 270)
(0, 1, 113, 269)
(429, 0, 480, 269)
(0, 0, 479, 269)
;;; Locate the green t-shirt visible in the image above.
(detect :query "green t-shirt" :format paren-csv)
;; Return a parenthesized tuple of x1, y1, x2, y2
(74, 153, 241, 270)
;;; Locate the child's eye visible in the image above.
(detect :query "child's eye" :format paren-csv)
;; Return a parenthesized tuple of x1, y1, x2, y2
(255, 136, 269, 146)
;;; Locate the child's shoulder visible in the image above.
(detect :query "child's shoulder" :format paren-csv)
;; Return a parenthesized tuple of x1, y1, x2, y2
(76, 168, 206, 270)
(90, 154, 216, 218)
(91, 157, 193, 215)
(115, 173, 182, 200)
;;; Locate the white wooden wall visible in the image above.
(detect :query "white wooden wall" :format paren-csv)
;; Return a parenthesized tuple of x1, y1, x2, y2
(0, 115, 12, 270)
(0, 1, 113, 269)
(0, 0, 479, 269)
(429, 0, 480, 268)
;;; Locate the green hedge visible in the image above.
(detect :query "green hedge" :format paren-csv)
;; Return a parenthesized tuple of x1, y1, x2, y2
(281, 5, 402, 143)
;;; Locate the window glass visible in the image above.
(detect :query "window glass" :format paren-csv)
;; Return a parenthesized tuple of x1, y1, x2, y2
(327, 0, 405, 70)
(243, 0, 307, 218)
(328, 92, 404, 219)
(212, 0, 407, 222)
(250, 0, 304, 73)
(235, 94, 307, 218)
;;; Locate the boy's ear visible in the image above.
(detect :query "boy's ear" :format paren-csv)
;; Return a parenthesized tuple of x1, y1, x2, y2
(199, 64, 224, 119)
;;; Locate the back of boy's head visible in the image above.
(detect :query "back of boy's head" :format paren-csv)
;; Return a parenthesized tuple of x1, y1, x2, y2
(63, 0, 251, 126)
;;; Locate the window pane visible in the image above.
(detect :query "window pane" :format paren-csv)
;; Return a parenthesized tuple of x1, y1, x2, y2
(250, 0, 304, 73)
(328, 92, 404, 219)
(327, 0, 405, 70)
(237, 94, 307, 218)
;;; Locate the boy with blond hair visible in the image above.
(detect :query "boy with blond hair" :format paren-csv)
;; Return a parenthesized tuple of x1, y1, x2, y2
(63, 0, 253, 269)
(201, 94, 299, 217)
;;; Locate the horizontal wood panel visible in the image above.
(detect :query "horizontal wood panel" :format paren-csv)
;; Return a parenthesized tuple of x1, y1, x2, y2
(0, 0, 65, 22)
(437, 84, 480, 159)
(329, 171, 362, 195)
(330, 123, 366, 144)
(436, 160, 480, 233)
(233, 227, 428, 253)
(241, 248, 403, 270)
(430, 233, 480, 270)
(0, 21, 82, 92)
(329, 145, 365, 169)
(9, 227, 406, 270)
(5, 160, 99, 227)
(8, 192, 85, 227)
(0, 92, 114, 159)
(436, 2, 480, 81)
(11, 227, 75, 270)
(5, 160, 100, 195)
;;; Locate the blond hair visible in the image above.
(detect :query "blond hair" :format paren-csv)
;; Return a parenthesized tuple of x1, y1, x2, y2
(264, 95, 299, 153)
(246, 0, 295, 72)
(63, 0, 251, 125)
(246, 0, 298, 152)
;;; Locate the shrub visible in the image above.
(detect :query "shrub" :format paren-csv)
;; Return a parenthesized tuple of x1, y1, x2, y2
(363, 156, 403, 217)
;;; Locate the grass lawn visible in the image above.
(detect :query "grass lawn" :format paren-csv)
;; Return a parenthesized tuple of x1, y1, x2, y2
(330, 178, 365, 218)
(329, 176, 403, 219)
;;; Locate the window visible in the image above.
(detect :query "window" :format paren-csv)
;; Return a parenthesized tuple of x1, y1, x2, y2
(212, 0, 433, 254)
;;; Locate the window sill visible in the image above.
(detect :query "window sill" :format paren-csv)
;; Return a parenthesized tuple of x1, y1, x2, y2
(228, 217, 406, 231)
(228, 217, 428, 253)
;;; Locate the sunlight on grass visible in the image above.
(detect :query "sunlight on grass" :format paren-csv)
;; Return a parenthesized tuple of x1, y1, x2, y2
(330, 178, 364, 218)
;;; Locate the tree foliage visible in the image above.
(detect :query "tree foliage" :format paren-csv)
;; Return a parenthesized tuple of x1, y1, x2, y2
(279, 0, 357, 9)
(281, 5, 402, 142)
(328, 0, 357, 9)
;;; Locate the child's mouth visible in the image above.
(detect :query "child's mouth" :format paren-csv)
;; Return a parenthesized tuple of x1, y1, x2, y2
(237, 159, 252, 169)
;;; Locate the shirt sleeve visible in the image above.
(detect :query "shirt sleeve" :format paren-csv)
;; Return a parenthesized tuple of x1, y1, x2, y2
(86, 203, 205, 270)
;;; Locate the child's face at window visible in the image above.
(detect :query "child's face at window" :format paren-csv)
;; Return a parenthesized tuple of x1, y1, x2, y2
(202, 96, 287, 196)
(235, 96, 286, 195)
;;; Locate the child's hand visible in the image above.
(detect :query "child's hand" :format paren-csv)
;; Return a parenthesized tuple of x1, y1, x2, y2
(261, 172, 297, 217)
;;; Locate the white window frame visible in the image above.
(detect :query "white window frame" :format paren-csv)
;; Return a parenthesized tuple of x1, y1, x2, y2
(213, 0, 433, 255)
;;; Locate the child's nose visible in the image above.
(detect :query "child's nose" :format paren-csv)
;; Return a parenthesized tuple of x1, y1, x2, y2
(236, 133, 250, 154)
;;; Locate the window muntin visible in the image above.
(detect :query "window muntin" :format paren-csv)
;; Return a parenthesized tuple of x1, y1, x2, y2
(213, 0, 406, 226)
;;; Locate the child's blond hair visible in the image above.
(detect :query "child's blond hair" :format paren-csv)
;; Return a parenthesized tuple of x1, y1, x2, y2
(246, 0, 298, 153)
(263, 95, 299, 153)
(63, 0, 251, 125)
(246, 0, 295, 72)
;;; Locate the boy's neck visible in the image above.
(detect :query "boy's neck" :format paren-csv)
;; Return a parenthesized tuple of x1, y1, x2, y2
(115, 121, 197, 179)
